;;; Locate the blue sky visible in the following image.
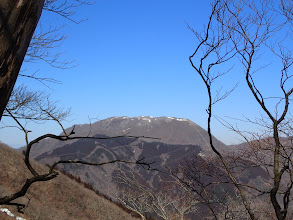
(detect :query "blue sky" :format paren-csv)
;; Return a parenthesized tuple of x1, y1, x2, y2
(1, 0, 291, 148)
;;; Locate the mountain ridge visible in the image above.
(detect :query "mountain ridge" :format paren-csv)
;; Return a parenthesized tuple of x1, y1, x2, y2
(29, 116, 227, 158)
(26, 116, 229, 197)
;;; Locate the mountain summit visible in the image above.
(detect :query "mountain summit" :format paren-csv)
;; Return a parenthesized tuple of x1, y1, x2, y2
(30, 116, 226, 158)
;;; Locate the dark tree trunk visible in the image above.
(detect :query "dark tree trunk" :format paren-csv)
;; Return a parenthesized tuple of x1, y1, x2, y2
(0, 0, 44, 121)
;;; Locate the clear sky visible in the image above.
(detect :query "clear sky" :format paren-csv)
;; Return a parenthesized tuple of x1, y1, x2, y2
(0, 0, 291, 148)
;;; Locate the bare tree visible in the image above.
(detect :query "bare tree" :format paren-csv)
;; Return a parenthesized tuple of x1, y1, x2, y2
(113, 169, 199, 220)
(1, 0, 95, 129)
(188, 0, 293, 219)
(3, 85, 70, 122)
(0, 0, 44, 121)
(0, 0, 92, 121)
(177, 155, 231, 219)
(114, 171, 150, 220)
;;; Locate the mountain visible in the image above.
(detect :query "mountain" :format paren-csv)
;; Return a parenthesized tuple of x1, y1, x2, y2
(27, 116, 229, 196)
(14, 116, 290, 219)
(30, 116, 227, 158)
(0, 143, 138, 220)
(21, 116, 272, 219)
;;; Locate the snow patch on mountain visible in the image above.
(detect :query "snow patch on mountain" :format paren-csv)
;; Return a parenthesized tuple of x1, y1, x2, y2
(111, 116, 189, 123)
(0, 206, 26, 220)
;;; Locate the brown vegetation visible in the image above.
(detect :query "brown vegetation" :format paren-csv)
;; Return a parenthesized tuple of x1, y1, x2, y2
(0, 142, 138, 220)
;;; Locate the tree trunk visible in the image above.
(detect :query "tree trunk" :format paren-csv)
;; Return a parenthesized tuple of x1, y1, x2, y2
(0, 0, 44, 121)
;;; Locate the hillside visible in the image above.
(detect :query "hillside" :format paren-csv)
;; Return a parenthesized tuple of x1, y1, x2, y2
(27, 116, 227, 196)
(10, 116, 273, 219)
(26, 116, 268, 201)
(0, 143, 138, 220)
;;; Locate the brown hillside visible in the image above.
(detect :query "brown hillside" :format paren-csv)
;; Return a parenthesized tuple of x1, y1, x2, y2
(0, 143, 138, 220)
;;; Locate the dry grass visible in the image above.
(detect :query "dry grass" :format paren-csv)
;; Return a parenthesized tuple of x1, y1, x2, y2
(0, 143, 138, 220)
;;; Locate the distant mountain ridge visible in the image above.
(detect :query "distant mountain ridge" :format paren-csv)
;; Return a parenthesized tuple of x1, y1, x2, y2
(30, 116, 227, 158)
(27, 116, 228, 196)
(11, 116, 271, 219)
